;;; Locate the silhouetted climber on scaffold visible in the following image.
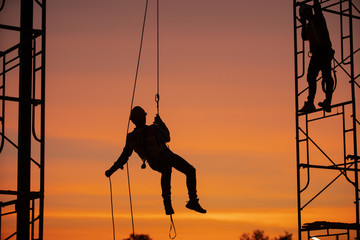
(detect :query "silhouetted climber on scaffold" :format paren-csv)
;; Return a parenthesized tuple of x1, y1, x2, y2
(299, 0, 335, 113)
(105, 106, 206, 215)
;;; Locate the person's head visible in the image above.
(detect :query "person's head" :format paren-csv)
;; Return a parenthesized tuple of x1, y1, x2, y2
(299, 4, 313, 20)
(130, 106, 147, 126)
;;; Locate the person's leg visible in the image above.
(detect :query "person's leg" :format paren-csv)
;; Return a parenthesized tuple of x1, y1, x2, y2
(316, 50, 334, 112)
(321, 53, 334, 104)
(171, 152, 206, 213)
(161, 168, 172, 199)
(171, 153, 197, 200)
(307, 55, 321, 103)
(299, 55, 321, 113)
(159, 156, 174, 215)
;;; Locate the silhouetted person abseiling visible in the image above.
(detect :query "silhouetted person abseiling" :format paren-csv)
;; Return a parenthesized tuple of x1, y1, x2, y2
(105, 106, 206, 215)
(299, 0, 335, 113)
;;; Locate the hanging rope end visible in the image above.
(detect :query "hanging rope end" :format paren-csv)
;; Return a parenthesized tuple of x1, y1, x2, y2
(169, 214, 177, 239)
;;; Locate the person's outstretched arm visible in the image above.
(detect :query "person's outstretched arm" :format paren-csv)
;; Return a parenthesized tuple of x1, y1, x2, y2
(105, 143, 133, 177)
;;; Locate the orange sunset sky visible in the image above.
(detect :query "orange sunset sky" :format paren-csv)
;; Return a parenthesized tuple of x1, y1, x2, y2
(1, 0, 360, 240)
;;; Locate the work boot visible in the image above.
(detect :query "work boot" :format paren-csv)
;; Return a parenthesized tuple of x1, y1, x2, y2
(318, 100, 331, 113)
(186, 198, 207, 214)
(299, 101, 316, 113)
(163, 198, 174, 215)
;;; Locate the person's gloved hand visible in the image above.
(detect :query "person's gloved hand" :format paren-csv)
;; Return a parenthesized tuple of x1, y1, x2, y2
(105, 169, 114, 178)
(154, 114, 163, 124)
(105, 164, 124, 177)
(154, 115, 160, 123)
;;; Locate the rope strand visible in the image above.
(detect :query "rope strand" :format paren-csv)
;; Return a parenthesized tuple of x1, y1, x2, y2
(109, 177, 116, 240)
(169, 215, 177, 239)
(126, 0, 149, 135)
(124, 0, 149, 237)
(156, 0, 160, 115)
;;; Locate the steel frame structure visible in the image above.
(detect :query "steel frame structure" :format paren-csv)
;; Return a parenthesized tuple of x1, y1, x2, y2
(294, 0, 360, 239)
(0, 0, 46, 239)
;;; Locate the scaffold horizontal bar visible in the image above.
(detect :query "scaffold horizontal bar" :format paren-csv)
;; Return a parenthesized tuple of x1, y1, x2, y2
(323, 8, 360, 20)
(0, 24, 20, 31)
(5, 54, 20, 66)
(333, 160, 357, 167)
(302, 221, 360, 230)
(307, 111, 343, 122)
(347, 155, 360, 160)
(298, 101, 352, 117)
(0, 24, 43, 33)
(1, 210, 16, 216)
(0, 190, 17, 195)
(0, 96, 20, 102)
(0, 44, 20, 57)
(0, 31, 42, 57)
(345, 128, 354, 133)
(307, 232, 349, 238)
(300, 163, 357, 171)
(0, 200, 17, 209)
(0, 63, 20, 77)
(0, 190, 41, 198)
(35, 49, 43, 56)
(0, 96, 42, 105)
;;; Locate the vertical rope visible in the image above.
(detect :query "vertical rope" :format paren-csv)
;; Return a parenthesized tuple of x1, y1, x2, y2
(124, 0, 149, 238)
(126, 0, 149, 135)
(109, 177, 116, 240)
(125, 164, 135, 239)
(155, 0, 160, 115)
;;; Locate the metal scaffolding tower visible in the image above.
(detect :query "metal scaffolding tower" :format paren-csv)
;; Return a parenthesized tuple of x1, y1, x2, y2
(0, 0, 46, 239)
(294, 0, 360, 239)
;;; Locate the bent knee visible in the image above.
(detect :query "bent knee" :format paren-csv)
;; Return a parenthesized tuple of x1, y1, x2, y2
(188, 166, 196, 176)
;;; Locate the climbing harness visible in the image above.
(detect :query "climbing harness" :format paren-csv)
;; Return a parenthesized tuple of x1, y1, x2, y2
(321, 50, 337, 94)
(108, 0, 177, 239)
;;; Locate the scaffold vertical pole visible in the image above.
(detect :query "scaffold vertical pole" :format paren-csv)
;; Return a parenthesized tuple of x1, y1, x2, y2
(39, 1, 46, 239)
(293, 0, 302, 239)
(17, 0, 34, 239)
(348, 1, 359, 239)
